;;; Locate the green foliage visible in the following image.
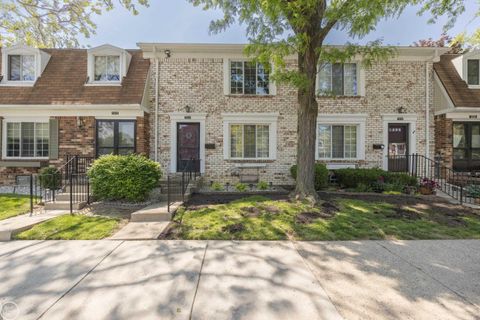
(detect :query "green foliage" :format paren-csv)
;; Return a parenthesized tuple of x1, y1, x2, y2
(88, 154, 161, 202)
(38, 167, 61, 190)
(334, 168, 417, 190)
(466, 185, 480, 198)
(211, 182, 224, 191)
(0, 0, 149, 47)
(290, 163, 329, 190)
(257, 181, 269, 190)
(354, 183, 372, 193)
(235, 183, 247, 192)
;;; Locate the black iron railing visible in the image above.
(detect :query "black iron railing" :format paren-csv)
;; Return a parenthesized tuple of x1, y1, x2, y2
(388, 154, 480, 205)
(166, 159, 201, 212)
(25, 155, 95, 214)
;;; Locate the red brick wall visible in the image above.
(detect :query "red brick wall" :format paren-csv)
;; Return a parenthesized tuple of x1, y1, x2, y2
(136, 113, 150, 156)
(434, 114, 453, 169)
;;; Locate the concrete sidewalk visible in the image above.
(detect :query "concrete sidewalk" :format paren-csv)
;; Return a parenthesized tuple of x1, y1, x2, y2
(0, 240, 479, 320)
(0, 210, 68, 240)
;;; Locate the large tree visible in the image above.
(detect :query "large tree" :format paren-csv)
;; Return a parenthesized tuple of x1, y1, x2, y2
(0, 0, 149, 47)
(189, 0, 474, 202)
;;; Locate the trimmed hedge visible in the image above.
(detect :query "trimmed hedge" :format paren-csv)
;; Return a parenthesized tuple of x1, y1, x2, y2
(38, 167, 62, 190)
(290, 163, 329, 190)
(88, 154, 162, 202)
(334, 168, 417, 189)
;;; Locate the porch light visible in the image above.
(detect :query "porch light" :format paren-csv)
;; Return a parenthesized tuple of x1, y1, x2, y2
(164, 49, 171, 58)
(185, 105, 192, 113)
(226, 182, 230, 191)
(396, 106, 406, 114)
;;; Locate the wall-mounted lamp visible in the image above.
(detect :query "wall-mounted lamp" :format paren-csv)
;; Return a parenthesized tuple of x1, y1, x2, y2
(0, 75, 4, 82)
(164, 49, 171, 58)
(185, 105, 192, 113)
(396, 106, 406, 114)
(77, 116, 85, 129)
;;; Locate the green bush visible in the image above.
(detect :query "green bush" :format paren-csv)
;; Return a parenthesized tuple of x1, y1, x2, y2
(235, 183, 247, 192)
(38, 167, 61, 190)
(88, 155, 162, 202)
(290, 163, 329, 190)
(257, 181, 269, 190)
(211, 182, 223, 191)
(334, 168, 417, 189)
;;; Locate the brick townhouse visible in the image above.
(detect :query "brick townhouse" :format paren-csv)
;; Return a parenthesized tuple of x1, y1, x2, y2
(3, 42, 477, 186)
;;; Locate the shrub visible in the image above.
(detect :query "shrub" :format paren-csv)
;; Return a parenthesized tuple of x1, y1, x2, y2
(334, 168, 418, 189)
(257, 181, 269, 190)
(235, 183, 247, 192)
(290, 163, 329, 190)
(88, 155, 162, 202)
(466, 185, 480, 198)
(211, 182, 223, 191)
(38, 167, 61, 190)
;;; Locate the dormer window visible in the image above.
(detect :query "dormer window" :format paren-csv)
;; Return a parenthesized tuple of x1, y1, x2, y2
(86, 44, 131, 86)
(94, 55, 120, 82)
(467, 59, 479, 86)
(8, 55, 35, 81)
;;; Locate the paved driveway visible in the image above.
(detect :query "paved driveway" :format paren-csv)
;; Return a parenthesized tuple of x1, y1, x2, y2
(0, 240, 478, 320)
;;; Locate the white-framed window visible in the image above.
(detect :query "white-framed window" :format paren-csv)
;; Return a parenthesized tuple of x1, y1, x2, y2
(8, 55, 36, 81)
(318, 62, 358, 96)
(94, 55, 121, 82)
(229, 124, 270, 158)
(230, 61, 270, 95)
(318, 124, 358, 159)
(467, 59, 480, 86)
(3, 121, 49, 158)
(222, 113, 278, 160)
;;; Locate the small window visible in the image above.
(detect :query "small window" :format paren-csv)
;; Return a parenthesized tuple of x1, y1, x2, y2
(318, 63, 357, 96)
(94, 56, 120, 82)
(8, 55, 35, 81)
(97, 120, 136, 156)
(467, 60, 480, 86)
(230, 61, 269, 95)
(318, 124, 357, 159)
(229, 124, 270, 158)
(5, 122, 49, 158)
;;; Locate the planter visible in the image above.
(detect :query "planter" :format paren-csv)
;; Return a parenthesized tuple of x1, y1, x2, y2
(418, 186, 435, 195)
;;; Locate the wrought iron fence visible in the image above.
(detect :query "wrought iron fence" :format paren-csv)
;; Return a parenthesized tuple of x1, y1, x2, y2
(166, 159, 201, 212)
(388, 154, 480, 205)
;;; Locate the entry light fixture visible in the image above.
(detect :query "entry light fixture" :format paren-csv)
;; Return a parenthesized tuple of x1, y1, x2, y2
(185, 105, 192, 113)
(396, 106, 406, 114)
(164, 49, 171, 58)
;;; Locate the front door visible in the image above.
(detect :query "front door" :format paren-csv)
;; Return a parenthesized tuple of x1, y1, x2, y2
(388, 124, 409, 172)
(177, 123, 200, 172)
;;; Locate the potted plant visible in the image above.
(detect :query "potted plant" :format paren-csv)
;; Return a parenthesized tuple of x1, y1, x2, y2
(418, 178, 438, 195)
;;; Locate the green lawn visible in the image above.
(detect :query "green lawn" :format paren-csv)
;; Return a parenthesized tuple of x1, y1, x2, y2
(0, 194, 32, 221)
(167, 196, 480, 240)
(14, 215, 122, 240)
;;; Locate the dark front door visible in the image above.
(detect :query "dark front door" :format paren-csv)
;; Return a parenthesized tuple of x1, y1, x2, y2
(453, 122, 480, 171)
(388, 124, 409, 172)
(177, 123, 200, 172)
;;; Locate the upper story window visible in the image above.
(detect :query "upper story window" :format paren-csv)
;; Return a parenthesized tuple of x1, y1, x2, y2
(318, 63, 357, 96)
(467, 59, 480, 86)
(8, 55, 36, 81)
(94, 55, 120, 82)
(230, 61, 269, 95)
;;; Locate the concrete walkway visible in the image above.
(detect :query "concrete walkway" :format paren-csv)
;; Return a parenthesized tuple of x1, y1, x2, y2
(0, 240, 478, 320)
(0, 210, 68, 240)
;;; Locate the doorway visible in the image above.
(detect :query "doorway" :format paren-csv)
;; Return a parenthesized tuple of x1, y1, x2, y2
(176, 122, 200, 172)
(388, 123, 409, 172)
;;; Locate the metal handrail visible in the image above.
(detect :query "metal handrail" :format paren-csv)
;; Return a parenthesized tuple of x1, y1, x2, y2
(167, 159, 201, 212)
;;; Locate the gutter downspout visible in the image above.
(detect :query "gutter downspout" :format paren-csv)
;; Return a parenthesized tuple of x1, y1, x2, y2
(425, 61, 430, 159)
(154, 57, 159, 163)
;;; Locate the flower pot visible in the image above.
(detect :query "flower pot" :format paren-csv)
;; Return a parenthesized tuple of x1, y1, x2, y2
(419, 186, 434, 195)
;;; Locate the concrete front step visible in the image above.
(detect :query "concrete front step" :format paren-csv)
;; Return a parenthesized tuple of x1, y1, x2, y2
(55, 193, 89, 201)
(130, 202, 181, 222)
(109, 222, 170, 240)
(45, 201, 87, 211)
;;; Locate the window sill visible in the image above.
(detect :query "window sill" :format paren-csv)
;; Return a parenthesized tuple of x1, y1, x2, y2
(0, 81, 36, 87)
(468, 85, 480, 89)
(225, 94, 274, 98)
(225, 159, 275, 163)
(316, 95, 363, 99)
(84, 82, 122, 87)
(0, 160, 47, 167)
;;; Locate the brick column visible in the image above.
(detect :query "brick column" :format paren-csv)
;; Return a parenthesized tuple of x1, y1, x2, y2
(136, 113, 150, 156)
(434, 114, 453, 170)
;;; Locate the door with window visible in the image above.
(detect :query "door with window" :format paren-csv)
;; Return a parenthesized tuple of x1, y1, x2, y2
(96, 120, 136, 157)
(453, 122, 480, 171)
(177, 123, 200, 172)
(388, 124, 409, 172)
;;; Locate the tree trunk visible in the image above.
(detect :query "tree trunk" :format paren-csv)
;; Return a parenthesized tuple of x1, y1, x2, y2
(293, 46, 320, 203)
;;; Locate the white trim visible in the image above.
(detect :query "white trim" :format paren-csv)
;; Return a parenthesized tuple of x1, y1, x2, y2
(222, 112, 278, 160)
(86, 44, 131, 85)
(382, 114, 417, 170)
(2, 118, 50, 160)
(0, 106, 144, 118)
(315, 114, 367, 161)
(169, 113, 206, 174)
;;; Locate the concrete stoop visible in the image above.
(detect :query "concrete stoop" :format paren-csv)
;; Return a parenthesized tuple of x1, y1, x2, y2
(130, 202, 181, 222)
(109, 222, 170, 240)
(44, 201, 86, 211)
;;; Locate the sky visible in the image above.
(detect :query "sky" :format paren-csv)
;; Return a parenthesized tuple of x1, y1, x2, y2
(81, 0, 478, 48)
